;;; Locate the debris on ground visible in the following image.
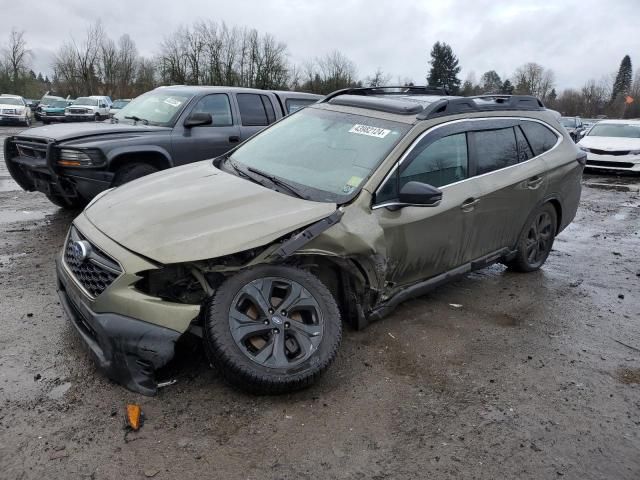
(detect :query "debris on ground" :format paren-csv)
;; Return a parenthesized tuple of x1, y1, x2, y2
(144, 468, 160, 478)
(125, 404, 143, 431)
(449, 303, 463, 309)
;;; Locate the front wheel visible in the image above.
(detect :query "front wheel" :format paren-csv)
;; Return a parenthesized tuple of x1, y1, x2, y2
(204, 265, 342, 394)
(23, 116, 31, 127)
(506, 203, 557, 272)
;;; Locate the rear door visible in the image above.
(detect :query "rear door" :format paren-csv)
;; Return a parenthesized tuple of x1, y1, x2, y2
(462, 118, 555, 261)
(234, 93, 278, 141)
(171, 93, 240, 165)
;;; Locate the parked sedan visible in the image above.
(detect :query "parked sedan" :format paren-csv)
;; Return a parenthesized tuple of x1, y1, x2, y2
(578, 119, 640, 172)
(560, 116, 586, 142)
(0, 95, 32, 126)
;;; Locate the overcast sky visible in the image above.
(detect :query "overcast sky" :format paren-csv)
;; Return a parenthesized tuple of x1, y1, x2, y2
(3, 0, 639, 90)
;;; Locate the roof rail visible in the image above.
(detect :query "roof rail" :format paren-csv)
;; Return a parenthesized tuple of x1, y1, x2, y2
(416, 95, 545, 120)
(323, 85, 449, 103)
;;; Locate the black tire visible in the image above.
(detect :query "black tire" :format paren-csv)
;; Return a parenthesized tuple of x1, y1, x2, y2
(42, 119, 50, 125)
(506, 203, 557, 272)
(23, 116, 31, 127)
(204, 265, 342, 394)
(112, 163, 159, 187)
(45, 193, 86, 209)
(94, 113, 101, 122)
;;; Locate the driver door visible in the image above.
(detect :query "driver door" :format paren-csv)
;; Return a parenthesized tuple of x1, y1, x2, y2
(373, 124, 471, 287)
(171, 93, 241, 165)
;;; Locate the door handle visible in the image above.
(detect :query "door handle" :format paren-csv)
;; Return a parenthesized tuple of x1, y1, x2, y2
(525, 176, 544, 189)
(461, 197, 479, 212)
(229, 135, 240, 143)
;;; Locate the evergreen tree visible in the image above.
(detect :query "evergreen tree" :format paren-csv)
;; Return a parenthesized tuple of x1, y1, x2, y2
(548, 88, 557, 102)
(501, 79, 514, 94)
(480, 70, 502, 93)
(427, 41, 461, 94)
(611, 55, 632, 101)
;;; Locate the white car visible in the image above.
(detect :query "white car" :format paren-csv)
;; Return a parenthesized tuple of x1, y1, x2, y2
(65, 96, 112, 122)
(0, 94, 32, 126)
(578, 119, 640, 172)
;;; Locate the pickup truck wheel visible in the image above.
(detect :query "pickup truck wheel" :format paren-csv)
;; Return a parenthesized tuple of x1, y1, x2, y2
(204, 265, 342, 394)
(94, 113, 101, 122)
(23, 117, 31, 127)
(506, 203, 557, 272)
(45, 193, 86, 209)
(113, 163, 159, 186)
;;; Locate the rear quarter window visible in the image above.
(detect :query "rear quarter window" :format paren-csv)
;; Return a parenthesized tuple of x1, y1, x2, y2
(520, 121, 559, 156)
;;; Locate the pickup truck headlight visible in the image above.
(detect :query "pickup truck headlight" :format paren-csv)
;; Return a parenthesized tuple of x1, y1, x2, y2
(57, 148, 104, 167)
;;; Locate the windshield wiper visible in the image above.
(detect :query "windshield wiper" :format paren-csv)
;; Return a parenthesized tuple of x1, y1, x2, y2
(224, 156, 251, 179)
(246, 166, 309, 200)
(124, 115, 149, 125)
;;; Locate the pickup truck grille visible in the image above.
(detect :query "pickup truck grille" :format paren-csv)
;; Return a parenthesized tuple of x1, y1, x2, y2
(13, 137, 48, 159)
(2, 108, 17, 114)
(64, 226, 122, 298)
(68, 108, 88, 114)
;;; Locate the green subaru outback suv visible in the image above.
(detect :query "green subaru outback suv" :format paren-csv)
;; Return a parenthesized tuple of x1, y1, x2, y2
(56, 87, 585, 395)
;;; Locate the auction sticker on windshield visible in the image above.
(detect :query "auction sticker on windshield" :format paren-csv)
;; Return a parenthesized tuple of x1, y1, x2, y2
(164, 97, 183, 107)
(349, 124, 391, 139)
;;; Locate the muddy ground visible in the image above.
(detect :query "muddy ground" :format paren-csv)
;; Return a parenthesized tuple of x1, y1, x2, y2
(0, 125, 639, 479)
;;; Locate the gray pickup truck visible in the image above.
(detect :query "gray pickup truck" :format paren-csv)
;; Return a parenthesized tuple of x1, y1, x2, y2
(4, 86, 321, 207)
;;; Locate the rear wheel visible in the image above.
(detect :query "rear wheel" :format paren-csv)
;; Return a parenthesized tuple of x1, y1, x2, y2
(45, 193, 86, 209)
(204, 265, 342, 394)
(113, 163, 159, 187)
(506, 203, 557, 272)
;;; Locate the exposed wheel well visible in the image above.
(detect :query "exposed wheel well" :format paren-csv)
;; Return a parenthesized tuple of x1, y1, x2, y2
(548, 198, 563, 233)
(109, 152, 171, 173)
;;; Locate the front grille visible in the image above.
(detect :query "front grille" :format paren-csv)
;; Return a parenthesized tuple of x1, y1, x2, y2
(14, 137, 48, 159)
(64, 226, 122, 298)
(69, 108, 88, 114)
(587, 160, 635, 169)
(2, 108, 17, 114)
(589, 148, 631, 156)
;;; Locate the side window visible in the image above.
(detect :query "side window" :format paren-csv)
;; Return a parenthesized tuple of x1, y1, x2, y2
(261, 95, 276, 124)
(286, 98, 317, 114)
(237, 93, 269, 126)
(515, 126, 534, 162)
(191, 94, 233, 127)
(376, 133, 468, 204)
(520, 121, 558, 156)
(473, 128, 518, 175)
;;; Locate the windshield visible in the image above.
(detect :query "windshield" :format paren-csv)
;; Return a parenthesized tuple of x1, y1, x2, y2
(112, 100, 130, 109)
(114, 91, 192, 126)
(0, 97, 23, 106)
(229, 107, 411, 203)
(587, 123, 640, 138)
(74, 97, 99, 106)
(49, 100, 68, 108)
(560, 117, 577, 128)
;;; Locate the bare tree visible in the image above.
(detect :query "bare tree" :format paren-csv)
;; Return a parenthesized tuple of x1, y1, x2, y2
(512, 62, 555, 101)
(365, 68, 391, 87)
(2, 29, 31, 89)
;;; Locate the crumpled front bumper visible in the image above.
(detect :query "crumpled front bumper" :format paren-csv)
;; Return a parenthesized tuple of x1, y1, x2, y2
(55, 214, 201, 395)
(57, 258, 181, 395)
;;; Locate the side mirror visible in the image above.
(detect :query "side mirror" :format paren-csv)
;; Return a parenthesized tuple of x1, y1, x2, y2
(398, 181, 442, 207)
(184, 112, 213, 128)
(578, 130, 587, 139)
(100, 103, 107, 108)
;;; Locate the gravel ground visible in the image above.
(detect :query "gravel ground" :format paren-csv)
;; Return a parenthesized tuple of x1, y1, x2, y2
(0, 125, 639, 480)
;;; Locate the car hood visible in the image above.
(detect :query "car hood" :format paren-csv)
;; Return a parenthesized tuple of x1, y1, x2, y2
(15, 122, 171, 142)
(579, 136, 640, 151)
(0, 102, 25, 110)
(84, 161, 337, 264)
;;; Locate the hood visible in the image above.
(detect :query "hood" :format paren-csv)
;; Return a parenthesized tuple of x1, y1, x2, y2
(15, 122, 170, 142)
(579, 136, 640, 151)
(0, 102, 25, 110)
(84, 161, 337, 264)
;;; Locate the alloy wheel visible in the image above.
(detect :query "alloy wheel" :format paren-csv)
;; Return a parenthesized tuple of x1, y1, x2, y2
(525, 211, 553, 265)
(228, 277, 324, 369)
